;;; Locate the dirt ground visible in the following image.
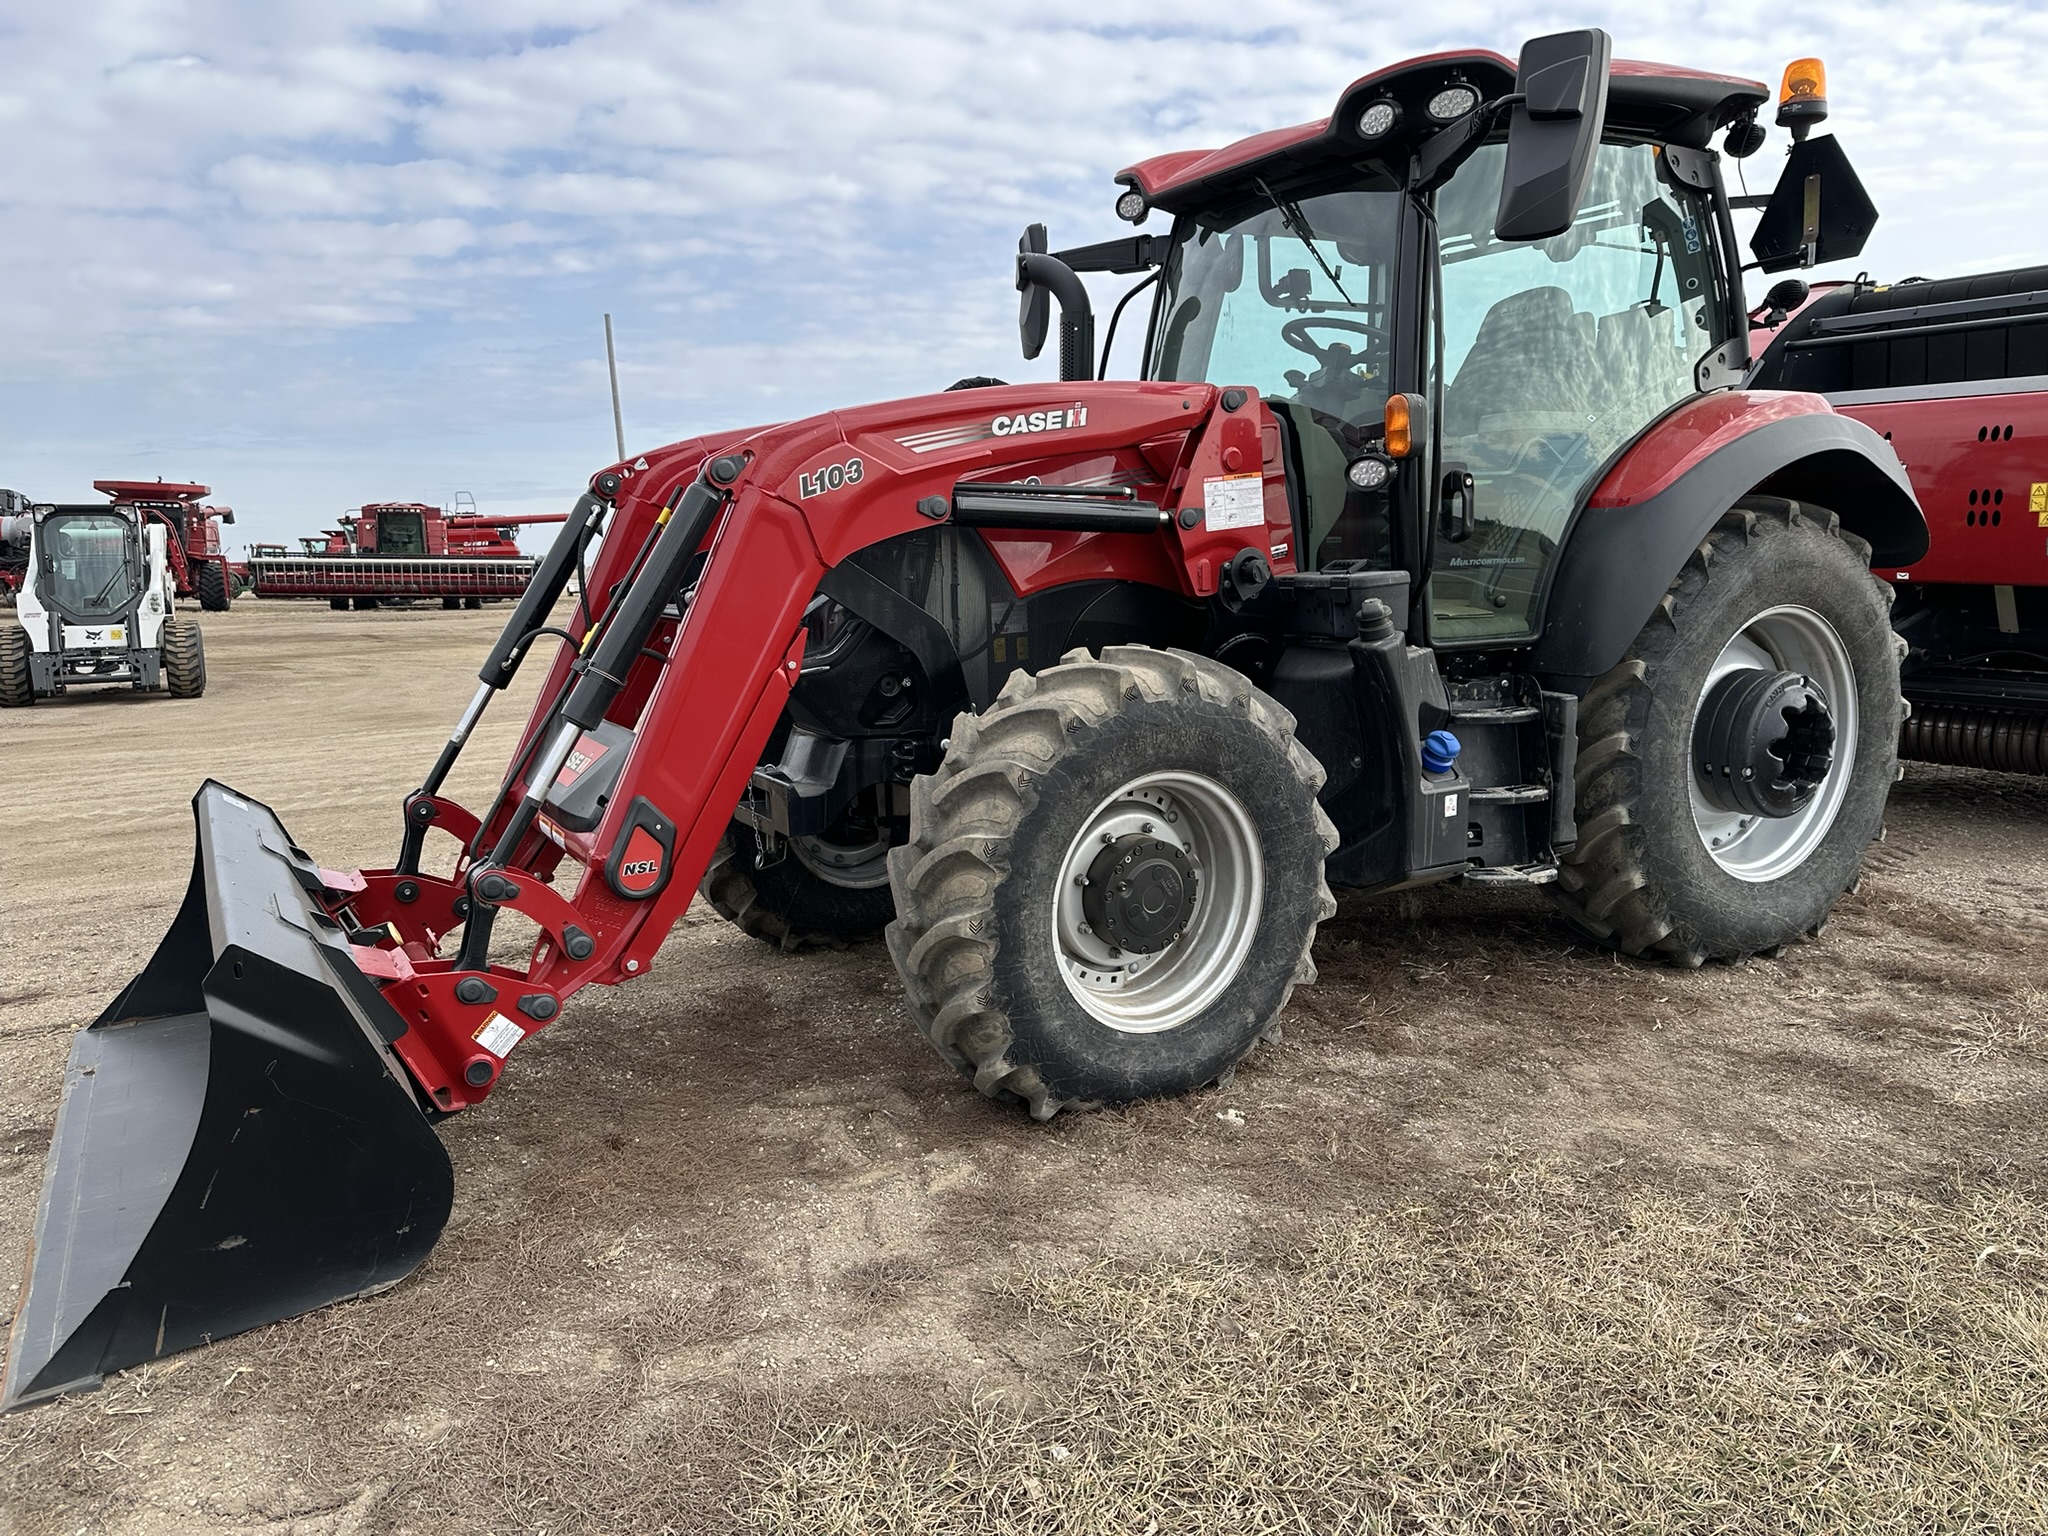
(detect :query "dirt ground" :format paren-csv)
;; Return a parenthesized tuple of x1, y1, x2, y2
(1, 600, 2045, 1534)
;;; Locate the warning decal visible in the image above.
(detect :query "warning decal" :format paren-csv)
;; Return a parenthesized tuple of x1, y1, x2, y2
(473, 1012, 524, 1058)
(1203, 474, 1266, 532)
(2032, 482, 2047, 524)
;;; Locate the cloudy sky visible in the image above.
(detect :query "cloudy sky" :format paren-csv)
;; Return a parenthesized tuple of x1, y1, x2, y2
(3, 1, 2044, 548)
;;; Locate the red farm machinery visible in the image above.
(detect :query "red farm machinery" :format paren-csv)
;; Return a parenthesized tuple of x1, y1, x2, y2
(1747, 265, 2048, 773)
(6, 31, 1941, 1407)
(248, 498, 563, 609)
(92, 481, 243, 612)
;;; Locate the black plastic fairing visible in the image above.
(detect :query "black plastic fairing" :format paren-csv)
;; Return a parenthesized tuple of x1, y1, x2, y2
(1532, 412, 1926, 690)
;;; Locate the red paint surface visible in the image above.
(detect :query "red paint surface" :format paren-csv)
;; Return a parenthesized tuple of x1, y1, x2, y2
(325, 378, 1306, 1109)
(1838, 390, 2048, 585)
(1589, 391, 1835, 506)
(1123, 51, 1762, 204)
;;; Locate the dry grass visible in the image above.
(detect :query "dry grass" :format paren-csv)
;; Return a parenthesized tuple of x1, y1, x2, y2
(750, 1173, 2048, 1535)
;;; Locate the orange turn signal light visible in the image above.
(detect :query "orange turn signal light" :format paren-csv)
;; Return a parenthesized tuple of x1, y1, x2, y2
(1385, 393, 1426, 458)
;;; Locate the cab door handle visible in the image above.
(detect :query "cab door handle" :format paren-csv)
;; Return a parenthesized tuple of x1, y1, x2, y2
(1439, 468, 1475, 543)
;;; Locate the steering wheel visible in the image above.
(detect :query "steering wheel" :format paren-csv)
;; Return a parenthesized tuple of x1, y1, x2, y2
(1281, 315, 1386, 367)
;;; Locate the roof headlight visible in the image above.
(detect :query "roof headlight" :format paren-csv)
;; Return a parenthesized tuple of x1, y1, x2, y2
(1425, 83, 1479, 122)
(1115, 188, 1149, 224)
(1356, 99, 1402, 140)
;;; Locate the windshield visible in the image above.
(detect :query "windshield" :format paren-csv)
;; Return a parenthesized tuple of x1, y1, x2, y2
(1149, 174, 1404, 569)
(1430, 138, 1734, 642)
(42, 513, 136, 618)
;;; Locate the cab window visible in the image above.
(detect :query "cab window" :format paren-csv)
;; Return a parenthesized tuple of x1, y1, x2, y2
(1430, 139, 1732, 643)
(1150, 174, 1402, 570)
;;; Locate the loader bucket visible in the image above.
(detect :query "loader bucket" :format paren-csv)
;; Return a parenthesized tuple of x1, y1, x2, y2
(1, 782, 453, 1412)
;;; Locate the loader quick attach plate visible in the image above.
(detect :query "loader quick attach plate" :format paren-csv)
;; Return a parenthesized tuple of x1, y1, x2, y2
(1, 782, 453, 1412)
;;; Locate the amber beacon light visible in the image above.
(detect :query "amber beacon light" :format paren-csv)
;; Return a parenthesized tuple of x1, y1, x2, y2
(1777, 57, 1828, 141)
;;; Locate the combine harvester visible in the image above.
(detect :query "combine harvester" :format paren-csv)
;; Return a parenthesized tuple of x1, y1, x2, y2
(249, 498, 564, 609)
(5, 32, 1939, 1406)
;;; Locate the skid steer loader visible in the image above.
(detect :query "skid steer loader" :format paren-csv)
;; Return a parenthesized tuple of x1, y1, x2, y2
(4, 31, 1928, 1408)
(0, 500, 205, 706)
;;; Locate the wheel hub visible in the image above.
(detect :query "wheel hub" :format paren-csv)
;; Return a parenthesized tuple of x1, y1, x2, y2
(1693, 667, 1836, 819)
(1081, 834, 1196, 954)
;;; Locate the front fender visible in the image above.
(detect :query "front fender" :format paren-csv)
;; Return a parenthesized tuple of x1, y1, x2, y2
(1532, 393, 1926, 690)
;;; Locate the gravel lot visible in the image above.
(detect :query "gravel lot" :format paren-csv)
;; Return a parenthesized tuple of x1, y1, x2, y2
(2, 599, 2044, 1534)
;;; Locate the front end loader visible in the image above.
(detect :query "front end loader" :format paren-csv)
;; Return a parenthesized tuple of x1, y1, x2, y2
(5, 31, 1929, 1408)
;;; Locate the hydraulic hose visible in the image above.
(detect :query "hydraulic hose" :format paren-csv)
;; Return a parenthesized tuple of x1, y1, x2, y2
(456, 462, 738, 972)
(396, 491, 614, 875)
(416, 492, 610, 802)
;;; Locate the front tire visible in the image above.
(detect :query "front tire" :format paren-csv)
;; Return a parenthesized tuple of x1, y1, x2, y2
(195, 561, 231, 612)
(163, 617, 206, 699)
(1553, 499, 1902, 964)
(701, 820, 898, 951)
(887, 646, 1336, 1119)
(0, 624, 34, 707)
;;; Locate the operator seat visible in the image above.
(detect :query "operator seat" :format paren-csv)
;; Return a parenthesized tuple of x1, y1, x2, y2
(1592, 304, 1691, 447)
(1443, 286, 1596, 441)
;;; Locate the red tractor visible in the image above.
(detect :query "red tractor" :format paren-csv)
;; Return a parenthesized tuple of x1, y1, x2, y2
(91, 480, 242, 612)
(4, 32, 1931, 1408)
(249, 498, 563, 608)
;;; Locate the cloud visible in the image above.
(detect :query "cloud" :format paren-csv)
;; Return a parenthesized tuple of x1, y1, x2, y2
(0, 0, 2042, 544)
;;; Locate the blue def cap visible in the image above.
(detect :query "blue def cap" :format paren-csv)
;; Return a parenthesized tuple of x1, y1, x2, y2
(1421, 729, 1462, 775)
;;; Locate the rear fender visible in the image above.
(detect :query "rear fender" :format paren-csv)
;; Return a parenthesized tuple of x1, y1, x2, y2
(1532, 392, 1926, 689)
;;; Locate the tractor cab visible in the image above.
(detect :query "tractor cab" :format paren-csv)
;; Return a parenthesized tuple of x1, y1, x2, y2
(1125, 48, 1766, 650)
(1026, 43, 1880, 660)
(361, 503, 431, 556)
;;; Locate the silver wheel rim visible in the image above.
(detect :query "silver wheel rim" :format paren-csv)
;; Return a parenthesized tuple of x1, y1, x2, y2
(789, 829, 892, 890)
(1053, 771, 1263, 1033)
(1688, 604, 1858, 883)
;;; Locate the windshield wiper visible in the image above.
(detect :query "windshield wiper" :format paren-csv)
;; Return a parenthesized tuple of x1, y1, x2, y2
(1254, 178, 1353, 305)
(85, 565, 128, 611)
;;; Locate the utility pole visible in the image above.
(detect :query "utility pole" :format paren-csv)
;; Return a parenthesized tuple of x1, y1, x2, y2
(604, 313, 626, 462)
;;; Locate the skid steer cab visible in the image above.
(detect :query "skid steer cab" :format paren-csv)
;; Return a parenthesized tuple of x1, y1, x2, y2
(0, 503, 205, 706)
(6, 30, 1930, 1409)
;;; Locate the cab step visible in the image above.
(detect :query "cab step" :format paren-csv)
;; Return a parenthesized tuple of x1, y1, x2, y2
(1458, 861, 1559, 886)
(1470, 783, 1550, 804)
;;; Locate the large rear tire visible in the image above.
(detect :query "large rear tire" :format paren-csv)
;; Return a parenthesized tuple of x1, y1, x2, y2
(163, 617, 206, 699)
(701, 820, 898, 951)
(195, 561, 231, 612)
(0, 623, 34, 707)
(1552, 499, 1903, 964)
(887, 646, 1336, 1119)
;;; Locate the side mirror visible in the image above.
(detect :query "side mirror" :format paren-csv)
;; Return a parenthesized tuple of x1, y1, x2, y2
(1495, 28, 1612, 242)
(1749, 134, 1878, 273)
(1014, 224, 1098, 381)
(1017, 224, 1052, 361)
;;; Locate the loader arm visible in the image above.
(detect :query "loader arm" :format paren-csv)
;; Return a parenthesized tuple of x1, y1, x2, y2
(5, 379, 1273, 1409)
(338, 380, 1264, 1114)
